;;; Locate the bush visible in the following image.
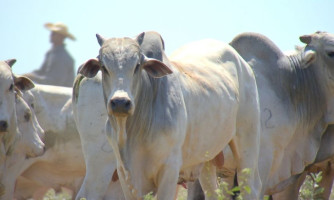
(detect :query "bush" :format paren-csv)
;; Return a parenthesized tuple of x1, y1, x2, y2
(299, 172, 324, 200)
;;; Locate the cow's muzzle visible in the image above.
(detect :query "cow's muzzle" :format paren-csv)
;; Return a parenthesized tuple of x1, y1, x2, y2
(109, 97, 133, 117)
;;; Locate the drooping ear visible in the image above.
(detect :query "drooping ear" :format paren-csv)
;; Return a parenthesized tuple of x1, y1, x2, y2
(136, 32, 145, 46)
(79, 58, 101, 78)
(14, 75, 35, 91)
(96, 34, 106, 47)
(300, 34, 312, 44)
(142, 56, 173, 78)
(301, 50, 316, 68)
(5, 59, 17, 68)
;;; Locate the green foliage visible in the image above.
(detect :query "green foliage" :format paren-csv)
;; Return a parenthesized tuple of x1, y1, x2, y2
(214, 168, 252, 200)
(42, 188, 72, 200)
(299, 172, 324, 200)
(143, 191, 155, 200)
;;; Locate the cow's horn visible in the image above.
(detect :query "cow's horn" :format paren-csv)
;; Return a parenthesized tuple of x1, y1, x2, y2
(300, 35, 312, 44)
(5, 59, 17, 68)
(96, 34, 106, 46)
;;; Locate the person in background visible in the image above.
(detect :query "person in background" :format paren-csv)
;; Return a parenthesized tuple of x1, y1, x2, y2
(24, 22, 75, 87)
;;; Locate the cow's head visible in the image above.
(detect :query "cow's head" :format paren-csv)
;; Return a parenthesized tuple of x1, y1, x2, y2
(0, 60, 17, 135)
(0, 59, 36, 160)
(300, 31, 334, 89)
(14, 93, 45, 158)
(79, 33, 173, 118)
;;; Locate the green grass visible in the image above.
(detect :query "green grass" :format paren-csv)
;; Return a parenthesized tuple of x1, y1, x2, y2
(43, 171, 330, 200)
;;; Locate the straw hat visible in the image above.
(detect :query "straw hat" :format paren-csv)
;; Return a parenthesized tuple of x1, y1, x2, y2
(44, 22, 76, 40)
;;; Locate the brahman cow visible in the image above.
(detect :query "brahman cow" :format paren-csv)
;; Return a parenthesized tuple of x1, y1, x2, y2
(0, 59, 40, 171)
(73, 31, 170, 200)
(225, 31, 334, 196)
(0, 59, 20, 167)
(0, 59, 45, 199)
(78, 32, 261, 199)
(13, 84, 85, 199)
(1, 87, 45, 200)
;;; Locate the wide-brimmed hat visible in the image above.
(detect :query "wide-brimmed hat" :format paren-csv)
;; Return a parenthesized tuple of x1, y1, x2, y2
(44, 22, 76, 41)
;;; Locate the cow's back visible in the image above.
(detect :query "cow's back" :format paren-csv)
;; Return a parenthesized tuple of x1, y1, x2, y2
(170, 39, 258, 167)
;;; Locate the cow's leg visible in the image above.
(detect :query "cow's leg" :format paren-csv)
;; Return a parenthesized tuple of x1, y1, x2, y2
(198, 161, 218, 200)
(156, 154, 182, 200)
(235, 84, 262, 199)
(75, 142, 115, 200)
(234, 116, 261, 199)
(271, 173, 306, 200)
(234, 130, 262, 199)
(187, 180, 205, 200)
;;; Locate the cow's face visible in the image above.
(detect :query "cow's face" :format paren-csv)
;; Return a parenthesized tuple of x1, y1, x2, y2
(21, 90, 44, 140)
(0, 60, 35, 158)
(80, 33, 172, 118)
(15, 94, 45, 158)
(0, 61, 16, 135)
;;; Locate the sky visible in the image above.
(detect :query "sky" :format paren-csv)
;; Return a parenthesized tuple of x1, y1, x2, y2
(1, 0, 334, 75)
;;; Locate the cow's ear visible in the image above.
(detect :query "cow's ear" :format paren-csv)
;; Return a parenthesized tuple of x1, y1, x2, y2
(142, 56, 173, 78)
(79, 58, 101, 78)
(301, 50, 316, 69)
(5, 59, 17, 68)
(14, 75, 35, 91)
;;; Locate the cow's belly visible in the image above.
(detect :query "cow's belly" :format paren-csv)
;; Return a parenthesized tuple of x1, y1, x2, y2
(181, 96, 238, 168)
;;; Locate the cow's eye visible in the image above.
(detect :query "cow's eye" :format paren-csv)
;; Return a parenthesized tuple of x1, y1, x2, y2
(327, 51, 334, 58)
(9, 84, 13, 92)
(101, 65, 108, 74)
(24, 111, 31, 121)
(134, 64, 141, 74)
(31, 103, 35, 109)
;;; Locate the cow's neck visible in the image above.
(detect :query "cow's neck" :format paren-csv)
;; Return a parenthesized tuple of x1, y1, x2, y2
(285, 52, 327, 127)
(126, 72, 157, 141)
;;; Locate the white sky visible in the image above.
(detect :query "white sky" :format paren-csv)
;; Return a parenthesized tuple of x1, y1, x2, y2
(1, 0, 334, 75)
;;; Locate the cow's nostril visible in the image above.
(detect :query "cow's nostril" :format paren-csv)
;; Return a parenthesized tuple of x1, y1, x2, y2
(0, 120, 8, 131)
(111, 101, 117, 109)
(125, 101, 131, 109)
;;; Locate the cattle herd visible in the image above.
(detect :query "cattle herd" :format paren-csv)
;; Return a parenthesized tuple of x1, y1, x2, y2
(1, 31, 334, 200)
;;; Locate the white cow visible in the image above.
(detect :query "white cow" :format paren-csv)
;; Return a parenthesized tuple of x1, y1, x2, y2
(1, 87, 45, 200)
(0, 59, 45, 199)
(0, 59, 19, 168)
(78, 32, 261, 199)
(14, 84, 85, 200)
(73, 31, 169, 200)
(0, 59, 39, 176)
